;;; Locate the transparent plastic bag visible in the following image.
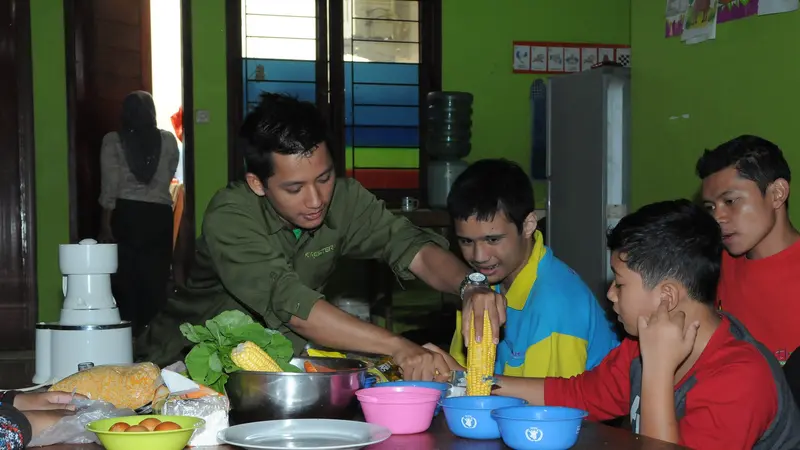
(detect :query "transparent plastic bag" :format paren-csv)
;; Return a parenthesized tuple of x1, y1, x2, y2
(162, 394, 229, 446)
(27, 399, 136, 447)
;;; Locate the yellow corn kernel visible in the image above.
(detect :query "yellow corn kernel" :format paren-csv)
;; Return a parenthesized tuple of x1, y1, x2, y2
(231, 341, 282, 372)
(466, 313, 495, 396)
(49, 362, 162, 410)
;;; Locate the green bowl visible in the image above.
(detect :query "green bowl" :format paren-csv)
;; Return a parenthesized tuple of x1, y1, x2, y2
(86, 415, 205, 450)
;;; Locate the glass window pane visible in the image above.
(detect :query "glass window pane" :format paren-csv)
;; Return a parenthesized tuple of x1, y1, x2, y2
(245, 37, 316, 61)
(351, 19, 419, 43)
(244, 59, 316, 82)
(345, 41, 419, 63)
(244, 0, 315, 17)
(245, 15, 316, 39)
(352, 0, 418, 21)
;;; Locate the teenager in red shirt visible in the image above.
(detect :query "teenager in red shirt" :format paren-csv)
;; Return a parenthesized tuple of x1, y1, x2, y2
(430, 200, 800, 448)
(697, 135, 800, 364)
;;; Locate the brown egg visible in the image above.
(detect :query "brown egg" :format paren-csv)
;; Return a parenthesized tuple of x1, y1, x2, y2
(139, 418, 162, 431)
(125, 425, 149, 433)
(154, 421, 182, 432)
(108, 422, 130, 432)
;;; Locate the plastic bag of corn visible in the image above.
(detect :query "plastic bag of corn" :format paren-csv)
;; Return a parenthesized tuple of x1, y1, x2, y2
(49, 362, 165, 411)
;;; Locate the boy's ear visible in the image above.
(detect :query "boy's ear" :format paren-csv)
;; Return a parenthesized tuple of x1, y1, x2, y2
(659, 281, 681, 311)
(769, 178, 790, 209)
(522, 212, 538, 239)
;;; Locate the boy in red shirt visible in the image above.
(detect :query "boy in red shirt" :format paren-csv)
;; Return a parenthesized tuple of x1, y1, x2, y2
(697, 135, 800, 364)
(432, 200, 800, 448)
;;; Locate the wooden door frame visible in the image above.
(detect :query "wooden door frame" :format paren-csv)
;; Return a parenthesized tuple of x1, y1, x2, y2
(11, 0, 38, 347)
(64, 0, 195, 282)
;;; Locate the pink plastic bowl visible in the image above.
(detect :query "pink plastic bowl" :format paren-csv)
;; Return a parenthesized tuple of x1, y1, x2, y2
(356, 386, 441, 434)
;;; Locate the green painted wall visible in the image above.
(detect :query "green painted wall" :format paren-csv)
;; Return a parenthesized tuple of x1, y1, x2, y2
(190, 0, 228, 234)
(631, 3, 800, 223)
(31, 0, 70, 322)
(441, 0, 631, 170)
(30, 0, 230, 321)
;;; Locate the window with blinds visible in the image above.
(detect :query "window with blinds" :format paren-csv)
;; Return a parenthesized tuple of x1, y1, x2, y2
(241, 0, 439, 205)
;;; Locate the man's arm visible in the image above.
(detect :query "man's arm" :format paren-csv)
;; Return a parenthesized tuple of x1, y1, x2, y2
(204, 198, 450, 380)
(639, 368, 679, 443)
(408, 244, 470, 294)
(496, 341, 635, 422)
(494, 377, 546, 405)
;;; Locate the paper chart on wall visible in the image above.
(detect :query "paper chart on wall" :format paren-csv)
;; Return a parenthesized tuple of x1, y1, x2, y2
(665, 0, 689, 38)
(682, 0, 718, 44)
(758, 0, 798, 15)
(717, 0, 758, 23)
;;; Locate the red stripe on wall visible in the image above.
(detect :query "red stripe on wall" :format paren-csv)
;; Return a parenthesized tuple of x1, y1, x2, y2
(347, 169, 419, 190)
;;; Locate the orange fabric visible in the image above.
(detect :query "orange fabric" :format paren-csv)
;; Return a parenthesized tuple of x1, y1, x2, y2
(171, 107, 184, 143)
(171, 182, 184, 251)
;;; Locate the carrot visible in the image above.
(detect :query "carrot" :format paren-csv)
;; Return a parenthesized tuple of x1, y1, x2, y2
(304, 361, 336, 373)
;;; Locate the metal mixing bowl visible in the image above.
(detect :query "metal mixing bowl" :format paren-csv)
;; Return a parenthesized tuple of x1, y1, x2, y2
(226, 357, 368, 424)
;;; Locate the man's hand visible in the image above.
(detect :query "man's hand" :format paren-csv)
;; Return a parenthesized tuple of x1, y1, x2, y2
(14, 391, 86, 412)
(391, 340, 452, 382)
(638, 300, 699, 374)
(422, 343, 466, 372)
(462, 286, 507, 346)
(22, 410, 74, 437)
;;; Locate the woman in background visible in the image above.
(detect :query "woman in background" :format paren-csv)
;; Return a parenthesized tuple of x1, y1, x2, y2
(99, 91, 179, 334)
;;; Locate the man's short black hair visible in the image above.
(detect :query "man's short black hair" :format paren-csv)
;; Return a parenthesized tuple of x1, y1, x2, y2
(447, 159, 534, 232)
(239, 93, 329, 181)
(696, 134, 791, 193)
(606, 199, 722, 305)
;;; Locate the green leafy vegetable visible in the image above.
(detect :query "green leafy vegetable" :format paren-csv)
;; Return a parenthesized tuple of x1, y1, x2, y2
(179, 310, 301, 393)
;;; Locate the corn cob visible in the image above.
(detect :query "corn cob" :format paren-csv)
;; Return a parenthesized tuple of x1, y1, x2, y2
(231, 341, 282, 372)
(466, 313, 495, 396)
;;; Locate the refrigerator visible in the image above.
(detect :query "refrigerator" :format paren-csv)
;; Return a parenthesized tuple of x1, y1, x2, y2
(544, 66, 631, 300)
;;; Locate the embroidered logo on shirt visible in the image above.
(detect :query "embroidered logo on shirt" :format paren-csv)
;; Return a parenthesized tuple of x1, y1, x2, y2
(305, 245, 335, 258)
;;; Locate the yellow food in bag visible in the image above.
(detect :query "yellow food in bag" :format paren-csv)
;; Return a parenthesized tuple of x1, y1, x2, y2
(49, 362, 163, 410)
(305, 348, 400, 382)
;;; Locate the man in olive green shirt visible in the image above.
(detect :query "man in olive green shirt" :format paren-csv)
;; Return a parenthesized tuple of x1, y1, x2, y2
(136, 93, 506, 380)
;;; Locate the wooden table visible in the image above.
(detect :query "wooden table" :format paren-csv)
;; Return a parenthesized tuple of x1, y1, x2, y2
(46, 415, 684, 449)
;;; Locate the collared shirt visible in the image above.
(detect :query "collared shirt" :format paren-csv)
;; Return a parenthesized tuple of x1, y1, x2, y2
(450, 233, 619, 378)
(136, 178, 448, 366)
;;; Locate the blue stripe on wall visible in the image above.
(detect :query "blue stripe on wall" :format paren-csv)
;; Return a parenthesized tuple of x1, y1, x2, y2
(353, 84, 419, 106)
(353, 106, 419, 127)
(349, 62, 419, 85)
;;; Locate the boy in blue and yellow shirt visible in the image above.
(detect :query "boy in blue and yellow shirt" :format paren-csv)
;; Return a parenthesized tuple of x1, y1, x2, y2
(446, 159, 619, 378)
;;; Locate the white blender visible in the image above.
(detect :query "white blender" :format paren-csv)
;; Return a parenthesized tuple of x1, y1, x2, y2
(33, 239, 133, 385)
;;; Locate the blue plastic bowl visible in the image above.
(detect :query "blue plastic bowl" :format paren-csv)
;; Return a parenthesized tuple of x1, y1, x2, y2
(491, 406, 588, 450)
(379, 381, 449, 415)
(440, 396, 528, 440)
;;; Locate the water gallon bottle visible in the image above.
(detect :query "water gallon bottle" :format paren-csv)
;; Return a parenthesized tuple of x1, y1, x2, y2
(425, 92, 474, 160)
